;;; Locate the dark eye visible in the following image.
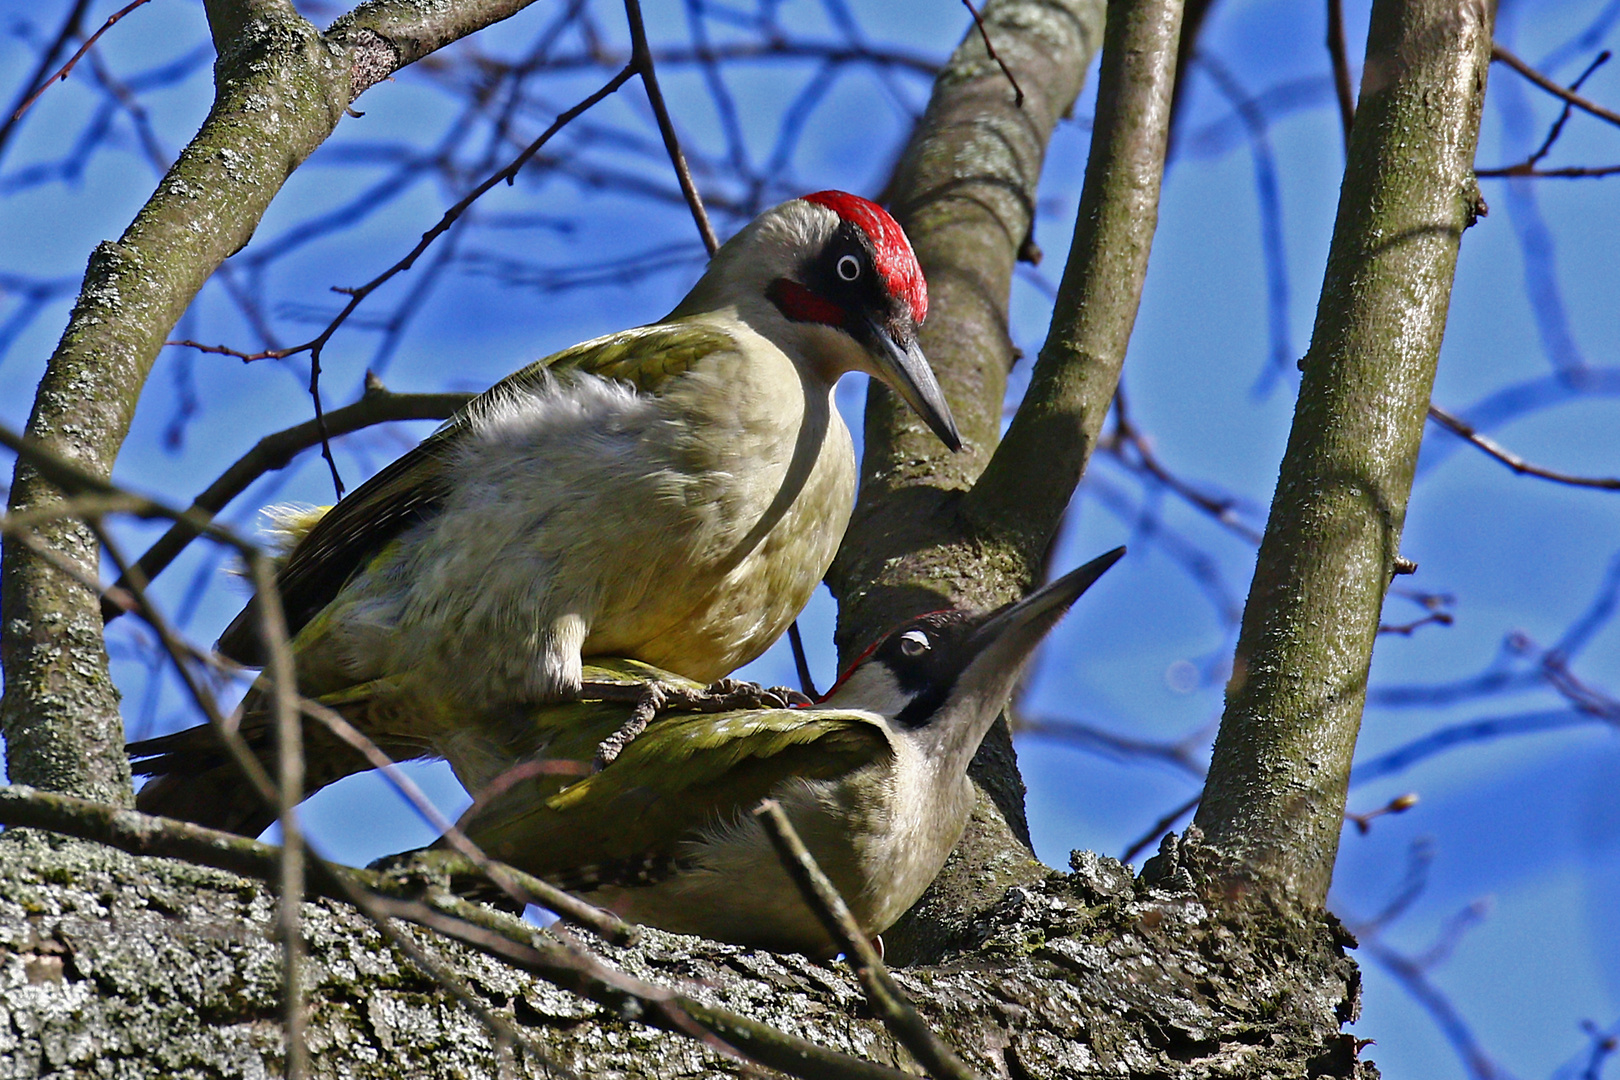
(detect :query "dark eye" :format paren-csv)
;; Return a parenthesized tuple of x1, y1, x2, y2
(836, 254, 861, 282)
(898, 629, 930, 657)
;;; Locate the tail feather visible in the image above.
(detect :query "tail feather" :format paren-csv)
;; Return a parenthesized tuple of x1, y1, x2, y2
(128, 686, 423, 837)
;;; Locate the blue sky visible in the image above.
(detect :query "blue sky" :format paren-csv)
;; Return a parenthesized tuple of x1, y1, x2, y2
(3, 0, 1620, 1075)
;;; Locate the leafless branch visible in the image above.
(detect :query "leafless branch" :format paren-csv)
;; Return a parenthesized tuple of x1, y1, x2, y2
(294, 695, 637, 944)
(9, 0, 156, 121)
(0, 0, 93, 160)
(960, 0, 1025, 107)
(1475, 163, 1620, 177)
(1428, 404, 1620, 490)
(1492, 42, 1620, 130)
(104, 377, 471, 621)
(624, 0, 719, 255)
(1344, 792, 1418, 834)
(247, 554, 308, 1080)
(1121, 792, 1201, 863)
(1325, 0, 1354, 144)
(754, 800, 983, 1080)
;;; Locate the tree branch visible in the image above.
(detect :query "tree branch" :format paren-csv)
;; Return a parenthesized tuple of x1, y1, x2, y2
(0, 785, 918, 1080)
(1, 0, 544, 802)
(755, 800, 983, 1080)
(1492, 41, 1620, 130)
(1194, 0, 1497, 909)
(825, 0, 1108, 963)
(963, 0, 1183, 596)
(103, 379, 470, 621)
(1427, 404, 1620, 490)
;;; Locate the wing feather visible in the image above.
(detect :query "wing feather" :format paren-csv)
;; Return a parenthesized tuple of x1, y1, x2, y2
(460, 707, 891, 882)
(216, 323, 736, 664)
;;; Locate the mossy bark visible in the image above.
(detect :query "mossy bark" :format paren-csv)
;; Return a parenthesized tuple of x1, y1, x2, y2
(0, 831, 1374, 1079)
(1194, 0, 1496, 909)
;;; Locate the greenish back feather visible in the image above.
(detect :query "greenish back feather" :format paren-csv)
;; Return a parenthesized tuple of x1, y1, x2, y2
(216, 324, 737, 664)
(461, 706, 891, 878)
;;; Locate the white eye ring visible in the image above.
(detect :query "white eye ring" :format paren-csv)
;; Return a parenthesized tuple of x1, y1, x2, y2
(899, 629, 930, 657)
(836, 254, 861, 282)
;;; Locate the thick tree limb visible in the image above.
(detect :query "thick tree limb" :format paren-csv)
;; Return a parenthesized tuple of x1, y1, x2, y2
(826, 0, 1107, 963)
(0, 786, 916, 1080)
(964, 0, 1184, 551)
(1195, 0, 1497, 909)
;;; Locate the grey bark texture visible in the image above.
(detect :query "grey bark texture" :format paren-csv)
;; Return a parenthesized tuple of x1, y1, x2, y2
(1194, 0, 1497, 909)
(0, 831, 1374, 1079)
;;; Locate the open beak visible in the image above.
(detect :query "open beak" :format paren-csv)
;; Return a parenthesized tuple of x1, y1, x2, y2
(867, 321, 962, 452)
(964, 546, 1127, 690)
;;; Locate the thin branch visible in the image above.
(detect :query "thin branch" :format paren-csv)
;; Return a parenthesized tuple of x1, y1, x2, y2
(248, 555, 307, 1080)
(754, 801, 983, 1080)
(9, 0, 157, 121)
(1428, 404, 1620, 490)
(294, 696, 637, 944)
(1378, 611, 1454, 635)
(624, 0, 720, 255)
(1492, 42, 1620, 130)
(1121, 792, 1201, 863)
(1326, 0, 1355, 144)
(787, 621, 820, 698)
(1344, 792, 1419, 834)
(0, 421, 255, 556)
(104, 378, 471, 621)
(1475, 163, 1620, 178)
(961, 0, 1025, 107)
(0, 0, 94, 161)
(172, 64, 635, 373)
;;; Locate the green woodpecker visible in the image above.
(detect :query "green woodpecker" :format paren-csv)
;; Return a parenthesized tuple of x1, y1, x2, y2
(434, 548, 1125, 955)
(130, 192, 958, 835)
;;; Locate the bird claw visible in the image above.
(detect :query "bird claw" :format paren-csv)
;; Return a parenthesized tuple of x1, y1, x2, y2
(587, 677, 811, 768)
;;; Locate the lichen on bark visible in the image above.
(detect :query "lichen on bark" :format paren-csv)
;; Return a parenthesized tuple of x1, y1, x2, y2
(0, 829, 1374, 1078)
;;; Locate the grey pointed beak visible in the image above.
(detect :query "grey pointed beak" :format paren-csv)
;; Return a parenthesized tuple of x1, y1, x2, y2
(869, 323, 961, 452)
(963, 546, 1127, 689)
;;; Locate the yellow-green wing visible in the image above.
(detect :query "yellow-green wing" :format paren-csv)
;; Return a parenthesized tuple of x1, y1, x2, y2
(216, 324, 737, 664)
(459, 707, 892, 881)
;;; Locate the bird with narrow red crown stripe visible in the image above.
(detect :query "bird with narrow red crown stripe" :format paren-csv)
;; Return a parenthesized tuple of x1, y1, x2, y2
(130, 192, 961, 837)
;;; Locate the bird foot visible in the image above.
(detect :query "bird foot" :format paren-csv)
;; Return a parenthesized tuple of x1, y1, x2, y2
(586, 678, 812, 769)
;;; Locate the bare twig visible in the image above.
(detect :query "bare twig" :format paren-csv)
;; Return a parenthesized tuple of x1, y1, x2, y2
(1326, 0, 1355, 143)
(788, 621, 820, 698)
(1475, 163, 1620, 178)
(104, 379, 471, 621)
(161, 65, 636, 374)
(9, 0, 156, 121)
(0, 421, 254, 555)
(1344, 792, 1419, 834)
(1122, 792, 1201, 863)
(754, 800, 983, 1080)
(624, 0, 720, 255)
(294, 696, 636, 944)
(1492, 42, 1620, 130)
(1476, 50, 1611, 177)
(1428, 405, 1620, 490)
(961, 0, 1025, 107)
(0, 0, 94, 160)
(1378, 611, 1454, 636)
(248, 555, 307, 1080)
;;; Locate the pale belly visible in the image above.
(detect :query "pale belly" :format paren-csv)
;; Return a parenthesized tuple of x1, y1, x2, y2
(582, 390, 856, 682)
